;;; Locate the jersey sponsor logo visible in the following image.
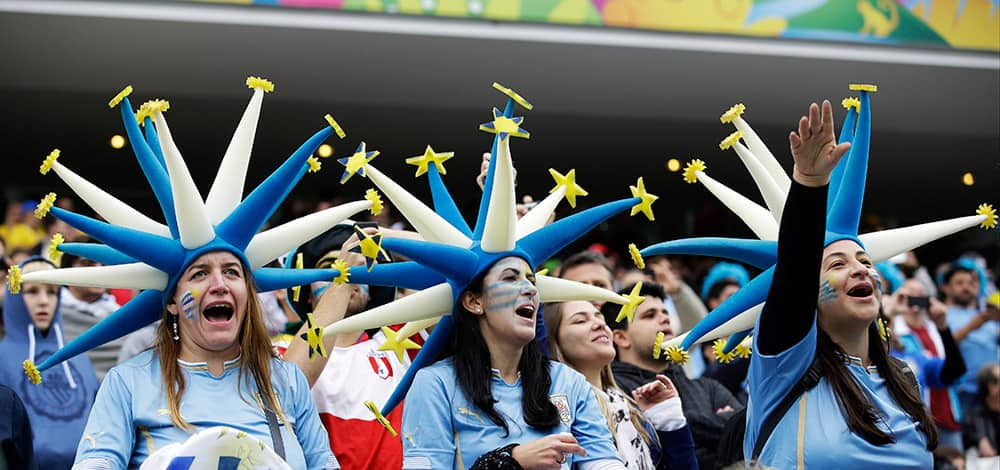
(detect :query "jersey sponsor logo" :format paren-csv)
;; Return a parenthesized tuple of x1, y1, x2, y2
(550, 394, 571, 424)
(368, 353, 393, 379)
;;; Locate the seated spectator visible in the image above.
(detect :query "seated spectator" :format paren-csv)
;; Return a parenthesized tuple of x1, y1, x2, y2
(941, 260, 998, 413)
(57, 252, 122, 380)
(963, 364, 1000, 459)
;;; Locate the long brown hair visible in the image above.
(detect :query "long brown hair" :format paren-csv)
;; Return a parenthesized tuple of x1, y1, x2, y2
(156, 265, 286, 431)
(543, 301, 654, 448)
(815, 311, 938, 448)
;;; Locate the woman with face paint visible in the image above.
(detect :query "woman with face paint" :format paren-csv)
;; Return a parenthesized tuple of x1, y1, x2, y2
(74, 250, 335, 469)
(743, 101, 937, 468)
(402, 256, 626, 470)
(0, 257, 98, 469)
(543, 300, 698, 470)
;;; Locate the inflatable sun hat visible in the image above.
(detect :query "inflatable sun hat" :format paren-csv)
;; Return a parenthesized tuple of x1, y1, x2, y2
(10, 77, 395, 382)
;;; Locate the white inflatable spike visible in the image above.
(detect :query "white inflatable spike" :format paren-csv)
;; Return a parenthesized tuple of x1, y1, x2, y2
(480, 137, 518, 253)
(245, 200, 372, 268)
(696, 172, 778, 240)
(732, 117, 791, 193)
(394, 316, 442, 341)
(861, 214, 989, 263)
(363, 165, 471, 248)
(322, 283, 454, 337)
(661, 303, 763, 349)
(205, 87, 266, 224)
(21, 262, 168, 291)
(731, 142, 786, 222)
(153, 112, 216, 249)
(516, 186, 565, 240)
(52, 161, 170, 237)
(536, 275, 627, 305)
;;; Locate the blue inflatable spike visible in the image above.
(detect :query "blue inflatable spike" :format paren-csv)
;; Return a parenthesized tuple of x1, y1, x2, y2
(473, 98, 516, 239)
(381, 314, 455, 417)
(58, 242, 138, 266)
(217, 126, 333, 249)
(348, 262, 445, 291)
(142, 116, 166, 168)
(518, 198, 637, 264)
(828, 92, 871, 237)
(119, 96, 178, 238)
(721, 329, 753, 355)
(680, 267, 774, 350)
(51, 207, 183, 273)
(642, 238, 777, 270)
(252, 268, 343, 292)
(427, 165, 472, 236)
(380, 238, 480, 286)
(35, 290, 163, 372)
(827, 106, 858, 211)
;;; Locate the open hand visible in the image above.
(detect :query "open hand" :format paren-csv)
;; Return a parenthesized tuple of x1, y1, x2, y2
(789, 100, 851, 187)
(632, 374, 678, 410)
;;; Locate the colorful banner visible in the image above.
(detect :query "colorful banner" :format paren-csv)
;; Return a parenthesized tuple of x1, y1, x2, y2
(193, 0, 999, 51)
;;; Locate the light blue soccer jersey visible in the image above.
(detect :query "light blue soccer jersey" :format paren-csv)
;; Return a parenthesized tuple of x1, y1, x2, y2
(744, 323, 932, 469)
(401, 358, 620, 469)
(946, 305, 999, 395)
(74, 351, 334, 469)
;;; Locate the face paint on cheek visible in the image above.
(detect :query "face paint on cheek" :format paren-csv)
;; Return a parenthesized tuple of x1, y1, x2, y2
(869, 269, 883, 293)
(181, 289, 200, 319)
(818, 277, 838, 304)
(483, 282, 529, 311)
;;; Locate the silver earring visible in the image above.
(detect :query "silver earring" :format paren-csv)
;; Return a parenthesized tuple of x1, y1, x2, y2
(172, 317, 180, 341)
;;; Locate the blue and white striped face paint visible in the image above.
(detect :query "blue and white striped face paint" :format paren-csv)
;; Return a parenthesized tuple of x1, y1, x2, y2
(181, 289, 200, 319)
(818, 276, 838, 305)
(475, 257, 539, 346)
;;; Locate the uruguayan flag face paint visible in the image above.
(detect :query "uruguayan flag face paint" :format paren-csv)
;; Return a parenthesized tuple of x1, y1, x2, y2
(181, 289, 199, 319)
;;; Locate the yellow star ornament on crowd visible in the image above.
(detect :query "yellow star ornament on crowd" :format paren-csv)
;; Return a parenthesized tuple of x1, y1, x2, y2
(479, 108, 530, 140)
(299, 314, 327, 361)
(405, 146, 455, 178)
(629, 177, 658, 221)
(548, 168, 589, 208)
(351, 226, 391, 271)
(338, 142, 379, 184)
(377, 326, 422, 362)
(615, 281, 645, 324)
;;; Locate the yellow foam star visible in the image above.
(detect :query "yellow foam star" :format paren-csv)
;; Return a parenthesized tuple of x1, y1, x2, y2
(733, 340, 752, 359)
(24, 360, 41, 384)
(365, 188, 384, 216)
(49, 233, 64, 266)
(34, 193, 56, 220)
(299, 313, 327, 361)
(479, 108, 530, 140)
(40, 149, 60, 175)
(332, 259, 350, 285)
(306, 156, 322, 173)
(338, 142, 379, 184)
(364, 400, 399, 436)
(977, 203, 997, 229)
(324, 114, 347, 139)
(720, 103, 746, 123)
(492, 82, 534, 110)
(629, 178, 658, 221)
(849, 83, 878, 92)
(616, 281, 645, 324)
(378, 326, 422, 363)
(712, 338, 737, 364)
(7, 265, 22, 294)
(405, 145, 454, 178)
(246, 76, 275, 93)
(628, 243, 645, 270)
(877, 317, 889, 341)
(720, 130, 743, 150)
(842, 97, 860, 112)
(141, 99, 170, 115)
(108, 85, 133, 108)
(548, 168, 589, 208)
(652, 331, 664, 359)
(683, 159, 706, 184)
(291, 253, 303, 302)
(353, 227, 391, 272)
(664, 346, 690, 365)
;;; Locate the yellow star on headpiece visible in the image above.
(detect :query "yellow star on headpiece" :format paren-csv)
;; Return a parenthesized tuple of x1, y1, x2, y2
(629, 177, 658, 221)
(405, 145, 455, 178)
(338, 142, 379, 184)
(298, 313, 327, 361)
(548, 168, 588, 208)
(616, 281, 645, 324)
(351, 226, 391, 272)
(479, 108, 530, 140)
(492, 82, 534, 110)
(377, 326, 422, 362)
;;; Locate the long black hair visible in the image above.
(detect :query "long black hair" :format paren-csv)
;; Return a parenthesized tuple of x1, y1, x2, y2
(446, 269, 560, 436)
(815, 314, 938, 449)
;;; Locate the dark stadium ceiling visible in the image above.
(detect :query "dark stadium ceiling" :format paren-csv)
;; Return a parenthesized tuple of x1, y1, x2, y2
(1, 1, 998, 258)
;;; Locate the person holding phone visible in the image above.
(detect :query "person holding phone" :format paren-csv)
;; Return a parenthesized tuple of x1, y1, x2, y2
(890, 278, 968, 449)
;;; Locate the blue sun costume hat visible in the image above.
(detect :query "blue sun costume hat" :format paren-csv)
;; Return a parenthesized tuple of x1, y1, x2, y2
(700, 261, 751, 302)
(7, 77, 387, 382)
(638, 85, 996, 364)
(306, 82, 658, 424)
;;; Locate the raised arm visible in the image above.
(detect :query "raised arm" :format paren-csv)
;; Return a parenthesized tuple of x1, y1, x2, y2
(757, 101, 851, 355)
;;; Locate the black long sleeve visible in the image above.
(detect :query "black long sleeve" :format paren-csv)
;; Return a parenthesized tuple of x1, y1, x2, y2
(757, 181, 829, 356)
(937, 327, 967, 385)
